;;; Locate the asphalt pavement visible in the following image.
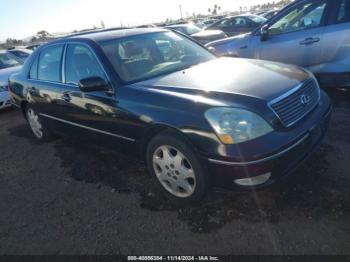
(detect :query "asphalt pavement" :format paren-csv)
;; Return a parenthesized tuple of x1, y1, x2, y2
(0, 90, 349, 255)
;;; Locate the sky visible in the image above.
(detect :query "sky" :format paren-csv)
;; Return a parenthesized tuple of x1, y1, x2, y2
(0, 0, 270, 42)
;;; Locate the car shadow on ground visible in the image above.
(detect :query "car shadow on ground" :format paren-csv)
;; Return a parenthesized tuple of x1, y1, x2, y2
(7, 90, 350, 234)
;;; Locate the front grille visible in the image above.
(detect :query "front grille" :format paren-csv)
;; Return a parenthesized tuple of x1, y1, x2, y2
(269, 79, 320, 127)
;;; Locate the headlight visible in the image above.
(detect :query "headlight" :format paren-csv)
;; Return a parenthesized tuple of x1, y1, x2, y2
(205, 107, 273, 145)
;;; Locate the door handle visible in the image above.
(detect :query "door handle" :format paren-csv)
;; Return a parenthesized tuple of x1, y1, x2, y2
(299, 37, 320, 45)
(62, 93, 71, 102)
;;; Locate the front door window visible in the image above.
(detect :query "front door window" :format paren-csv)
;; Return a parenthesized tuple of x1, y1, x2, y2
(268, 0, 327, 35)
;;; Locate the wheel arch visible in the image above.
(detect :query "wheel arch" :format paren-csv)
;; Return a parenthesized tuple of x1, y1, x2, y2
(140, 123, 200, 162)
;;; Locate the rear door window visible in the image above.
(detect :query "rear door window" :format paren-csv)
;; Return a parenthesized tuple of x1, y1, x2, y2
(234, 17, 247, 27)
(38, 45, 64, 82)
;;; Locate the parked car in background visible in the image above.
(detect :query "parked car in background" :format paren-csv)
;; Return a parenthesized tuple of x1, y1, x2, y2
(165, 23, 228, 45)
(207, 0, 350, 88)
(0, 51, 23, 110)
(25, 44, 41, 51)
(206, 14, 267, 36)
(8, 48, 33, 62)
(9, 28, 331, 203)
(256, 11, 268, 16)
(261, 9, 280, 20)
(196, 18, 219, 28)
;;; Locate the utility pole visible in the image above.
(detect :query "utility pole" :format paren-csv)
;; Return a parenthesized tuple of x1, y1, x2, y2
(179, 5, 183, 20)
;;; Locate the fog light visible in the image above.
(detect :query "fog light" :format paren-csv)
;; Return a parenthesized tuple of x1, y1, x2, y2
(234, 172, 271, 186)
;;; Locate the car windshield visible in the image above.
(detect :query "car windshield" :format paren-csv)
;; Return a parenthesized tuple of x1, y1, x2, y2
(248, 15, 267, 24)
(0, 52, 22, 69)
(100, 31, 215, 83)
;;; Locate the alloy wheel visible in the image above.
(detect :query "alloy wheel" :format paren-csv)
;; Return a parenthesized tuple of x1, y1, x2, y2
(153, 145, 196, 198)
(27, 108, 43, 139)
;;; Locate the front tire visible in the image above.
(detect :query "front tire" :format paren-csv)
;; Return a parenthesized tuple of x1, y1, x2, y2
(25, 104, 53, 142)
(146, 132, 209, 203)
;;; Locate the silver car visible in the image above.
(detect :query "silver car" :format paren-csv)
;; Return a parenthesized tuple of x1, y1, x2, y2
(0, 51, 23, 109)
(207, 0, 350, 88)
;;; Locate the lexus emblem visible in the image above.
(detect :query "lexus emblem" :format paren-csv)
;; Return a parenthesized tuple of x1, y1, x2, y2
(300, 94, 311, 105)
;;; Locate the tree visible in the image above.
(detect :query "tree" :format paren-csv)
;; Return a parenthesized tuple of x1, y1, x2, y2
(37, 30, 50, 41)
(30, 36, 38, 44)
(5, 38, 23, 48)
(208, 4, 221, 15)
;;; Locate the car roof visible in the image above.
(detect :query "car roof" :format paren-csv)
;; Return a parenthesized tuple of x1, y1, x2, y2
(8, 48, 32, 52)
(226, 14, 259, 19)
(166, 24, 191, 28)
(67, 28, 167, 42)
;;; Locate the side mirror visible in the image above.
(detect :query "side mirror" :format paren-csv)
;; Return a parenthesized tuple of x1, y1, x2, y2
(78, 77, 109, 93)
(260, 25, 269, 42)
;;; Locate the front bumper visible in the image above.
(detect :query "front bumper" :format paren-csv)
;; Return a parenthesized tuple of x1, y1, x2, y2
(207, 98, 332, 190)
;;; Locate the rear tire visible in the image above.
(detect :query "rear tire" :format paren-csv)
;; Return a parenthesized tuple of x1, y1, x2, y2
(146, 132, 210, 204)
(25, 104, 54, 142)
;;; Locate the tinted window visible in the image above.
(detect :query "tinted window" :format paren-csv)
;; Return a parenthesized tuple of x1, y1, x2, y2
(9, 50, 32, 60)
(100, 31, 214, 83)
(65, 44, 106, 85)
(337, 0, 350, 23)
(0, 53, 22, 69)
(247, 15, 267, 24)
(215, 18, 234, 29)
(233, 17, 247, 26)
(269, 0, 327, 35)
(38, 45, 63, 82)
(29, 56, 38, 79)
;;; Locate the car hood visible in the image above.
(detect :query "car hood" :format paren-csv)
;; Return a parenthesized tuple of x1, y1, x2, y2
(135, 57, 309, 103)
(191, 30, 226, 38)
(206, 32, 251, 47)
(0, 66, 22, 85)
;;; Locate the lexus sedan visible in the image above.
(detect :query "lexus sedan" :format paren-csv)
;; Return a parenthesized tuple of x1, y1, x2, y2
(9, 28, 331, 203)
(261, 9, 280, 20)
(0, 51, 23, 110)
(165, 24, 228, 45)
(206, 0, 350, 89)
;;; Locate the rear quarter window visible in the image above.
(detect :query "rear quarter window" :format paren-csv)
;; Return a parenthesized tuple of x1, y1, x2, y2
(29, 56, 38, 79)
